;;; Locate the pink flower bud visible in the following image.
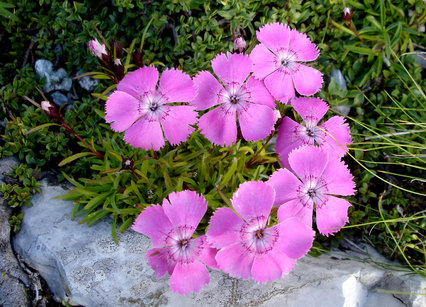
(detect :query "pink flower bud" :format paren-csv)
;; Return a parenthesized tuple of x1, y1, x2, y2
(233, 37, 246, 53)
(41, 101, 62, 121)
(88, 39, 107, 59)
(342, 7, 353, 22)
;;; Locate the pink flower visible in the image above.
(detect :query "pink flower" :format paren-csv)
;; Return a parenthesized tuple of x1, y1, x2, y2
(192, 52, 276, 146)
(250, 22, 323, 103)
(233, 37, 246, 53)
(105, 66, 197, 150)
(132, 190, 218, 295)
(207, 181, 314, 283)
(267, 145, 356, 236)
(276, 97, 351, 170)
(88, 39, 107, 59)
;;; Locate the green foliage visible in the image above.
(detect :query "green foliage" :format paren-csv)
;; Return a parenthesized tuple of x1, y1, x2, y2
(0, 164, 41, 208)
(0, 0, 424, 272)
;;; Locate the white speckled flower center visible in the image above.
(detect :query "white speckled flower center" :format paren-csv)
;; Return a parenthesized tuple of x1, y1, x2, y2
(299, 177, 328, 209)
(166, 225, 200, 264)
(239, 216, 279, 255)
(221, 83, 248, 109)
(139, 91, 168, 121)
(275, 50, 297, 73)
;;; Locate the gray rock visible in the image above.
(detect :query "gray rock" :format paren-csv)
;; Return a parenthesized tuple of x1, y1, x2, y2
(0, 159, 30, 307)
(35, 59, 73, 93)
(78, 75, 99, 92)
(414, 51, 426, 69)
(50, 91, 68, 106)
(330, 69, 347, 90)
(0, 156, 19, 185)
(13, 181, 426, 307)
(332, 105, 351, 116)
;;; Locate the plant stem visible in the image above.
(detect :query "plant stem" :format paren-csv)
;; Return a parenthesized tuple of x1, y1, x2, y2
(60, 121, 104, 160)
(246, 132, 275, 168)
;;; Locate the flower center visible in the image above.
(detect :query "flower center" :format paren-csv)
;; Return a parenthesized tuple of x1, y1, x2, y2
(307, 188, 316, 198)
(239, 217, 279, 255)
(149, 102, 159, 112)
(255, 229, 264, 239)
(230, 95, 239, 104)
(178, 239, 189, 250)
(276, 50, 296, 72)
(306, 127, 315, 138)
(280, 58, 289, 67)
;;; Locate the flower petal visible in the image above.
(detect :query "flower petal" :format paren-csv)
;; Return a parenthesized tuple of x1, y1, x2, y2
(215, 243, 254, 279)
(250, 44, 277, 80)
(292, 64, 323, 96)
(245, 76, 275, 108)
(211, 52, 252, 86)
(322, 158, 355, 196)
(264, 71, 295, 104)
(192, 71, 223, 110)
(162, 190, 207, 231)
(105, 91, 142, 132)
(117, 66, 158, 99)
(276, 217, 314, 259)
(161, 106, 197, 146)
(316, 196, 351, 236)
(288, 145, 328, 182)
(206, 207, 244, 249)
(232, 181, 275, 222)
(146, 247, 176, 279)
(195, 236, 219, 270)
(290, 30, 319, 62)
(170, 261, 210, 295)
(291, 97, 328, 126)
(132, 204, 173, 247)
(123, 117, 164, 150)
(277, 199, 313, 228)
(256, 22, 291, 53)
(275, 117, 306, 169)
(319, 116, 351, 157)
(158, 68, 195, 103)
(267, 168, 301, 206)
(251, 252, 284, 283)
(198, 106, 237, 146)
(239, 103, 275, 141)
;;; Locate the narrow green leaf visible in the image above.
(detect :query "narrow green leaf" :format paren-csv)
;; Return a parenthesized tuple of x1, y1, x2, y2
(379, 0, 385, 29)
(26, 123, 60, 135)
(220, 158, 238, 186)
(58, 152, 96, 167)
(83, 192, 110, 211)
(344, 45, 378, 56)
(119, 217, 134, 232)
(112, 214, 118, 244)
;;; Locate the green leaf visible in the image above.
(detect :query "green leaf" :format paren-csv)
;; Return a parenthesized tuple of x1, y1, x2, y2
(220, 158, 238, 186)
(58, 152, 96, 167)
(344, 45, 378, 56)
(119, 217, 134, 232)
(26, 123, 60, 135)
(112, 214, 118, 244)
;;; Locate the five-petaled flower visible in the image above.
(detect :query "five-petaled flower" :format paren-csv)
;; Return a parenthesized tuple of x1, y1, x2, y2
(268, 145, 355, 236)
(132, 190, 218, 295)
(207, 181, 314, 283)
(276, 97, 351, 170)
(250, 22, 323, 103)
(192, 52, 276, 146)
(105, 66, 197, 150)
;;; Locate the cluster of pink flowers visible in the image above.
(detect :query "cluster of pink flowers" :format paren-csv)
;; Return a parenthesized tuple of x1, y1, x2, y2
(93, 22, 356, 294)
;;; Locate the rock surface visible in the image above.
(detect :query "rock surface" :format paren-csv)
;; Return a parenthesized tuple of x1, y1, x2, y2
(13, 181, 426, 307)
(0, 157, 31, 307)
(35, 59, 72, 93)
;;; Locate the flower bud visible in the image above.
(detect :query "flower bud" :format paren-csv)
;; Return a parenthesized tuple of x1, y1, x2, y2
(113, 58, 124, 81)
(88, 39, 107, 59)
(113, 40, 123, 59)
(121, 158, 134, 170)
(41, 100, 62, 121)
(342, 7, 353, 22)
(133, 50, 143, 67)
(233, 37, 246, 53)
